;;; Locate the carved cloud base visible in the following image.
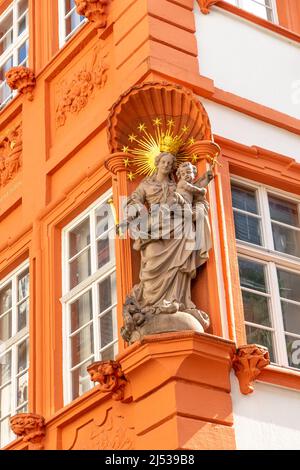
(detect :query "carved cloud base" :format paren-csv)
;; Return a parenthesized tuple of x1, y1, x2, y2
(125, 311, 205, 345)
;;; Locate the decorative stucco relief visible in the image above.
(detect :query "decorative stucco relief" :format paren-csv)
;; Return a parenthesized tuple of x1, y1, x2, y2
(55, 45, 109, 128)
(6, 66, 36, 101)
(89, 414, 135, 450)
(233, 344, 270, 395)
(197, 0, 219, 14)
(0, 123, 22, 189)
(75, 0, 113, 35)
(10, 413, 46, 450)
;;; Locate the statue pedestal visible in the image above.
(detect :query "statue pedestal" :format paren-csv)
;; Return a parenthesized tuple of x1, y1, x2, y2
(118, 331, 236, 450)
(130, 311, 204, 343)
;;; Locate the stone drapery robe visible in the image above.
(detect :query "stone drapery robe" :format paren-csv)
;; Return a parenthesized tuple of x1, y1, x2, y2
(126, 175, 212, 312)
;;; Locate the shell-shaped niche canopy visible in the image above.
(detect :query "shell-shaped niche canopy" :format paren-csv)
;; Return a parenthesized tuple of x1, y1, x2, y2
(107, 81, 212, 156)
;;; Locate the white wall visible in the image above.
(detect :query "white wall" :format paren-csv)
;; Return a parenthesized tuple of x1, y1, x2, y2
(201, 98, 300, 162)
(231, 373, 300, 449)
(195, 4, 300, 119)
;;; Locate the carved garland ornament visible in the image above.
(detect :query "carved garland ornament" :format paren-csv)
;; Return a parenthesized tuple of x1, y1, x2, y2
(87, 360, 127, 401)
(56, 45, 109, 127)
(233, 344, 270, 395)
(5, 66, 36, 101)
(75, 0, 113, 35)
(0, 123, 22, 189)
(10, 413, 46, 450)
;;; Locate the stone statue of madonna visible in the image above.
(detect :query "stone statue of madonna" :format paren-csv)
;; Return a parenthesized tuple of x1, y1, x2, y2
(120, 151, 213, 344)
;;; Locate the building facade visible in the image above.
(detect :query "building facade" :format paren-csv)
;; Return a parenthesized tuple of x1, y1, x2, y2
(0, 0, 300, 450)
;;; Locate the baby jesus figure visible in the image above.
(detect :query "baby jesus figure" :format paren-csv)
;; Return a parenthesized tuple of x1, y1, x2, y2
(176, 161, 213, 209)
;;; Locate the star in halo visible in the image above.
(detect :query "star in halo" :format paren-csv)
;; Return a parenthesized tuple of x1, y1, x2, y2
(167, 119, 175, 128)
(138, 123, 147, 133)
(122, 145, 129, 153)
(123, 158, 130, 168)
(181, 125, 189, 134)
(153, 118, 162, 127)
(128, 133, 137, 143)
(191, 154, 199, 164)
(188, 137, 195, 145)
(127, 171, 136, 182)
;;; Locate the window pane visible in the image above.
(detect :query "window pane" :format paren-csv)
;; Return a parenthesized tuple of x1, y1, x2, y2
(99, 311, 114, 349)
(70, 290, 93, 333)
(17, 338, 29, 374)
(0, 283, 12, 315)
(18, 299, 29, 331)
(243, 0, 271, 20)
(97, 236, 113, 269)
(69, 218, 90, 259)
(0, 417, 11, 448)
(232, 185, 258, 214)
(95, 205, 114, 238)
(278, 269, 300, 302)
(17, 372, 28, 407)
(71, 324, 94, 367)
(65, 0, 76, 15)
(285, 336, 300, 370)
(18, 0, 28, 17)
(272, 223, 300, 258)
(69, 248, 91, 289)
(238, 258, 267, 293)
(234, 212, 262, 245)
(71, 357, 93, 400)
(0, 384, 11, 417)
(0, 11, 13, 55)
(101, 345, 115, 361)
(246, 325, 275, 362)
(0, 351, 11, 387)
(66, 11, 82, 37)
(98, 273, 116, 313)
(282, 301, 300, 336)
(18, 40, 28, 65)
(269, 195, 299, 227)
(242, 291, 271, 327)
(18, 269, 29, 301)
(0, 312, 12, 342)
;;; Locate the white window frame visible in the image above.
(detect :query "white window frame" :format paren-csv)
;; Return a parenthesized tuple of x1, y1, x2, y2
(0, 260, 29, 448)
(226, 0, 278, 23)
(61, 189, 118, 405)
(58, 0, 87, 48)
(232, 176, 300, 370)
(0, 0, 29, 109)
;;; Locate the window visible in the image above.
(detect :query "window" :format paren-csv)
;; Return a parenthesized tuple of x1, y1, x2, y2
(62, 191, 118, 404)
(58, 0, 86, 47)
(0, 262, 29, 448)
(225, 0, 277, 22)
(232, 179, 300, 370)
(0, 0, 29, 109)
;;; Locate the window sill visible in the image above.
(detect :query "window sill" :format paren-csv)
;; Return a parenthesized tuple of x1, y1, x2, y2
(214, 1, 300, 44)
(258, 364, 300, 392)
